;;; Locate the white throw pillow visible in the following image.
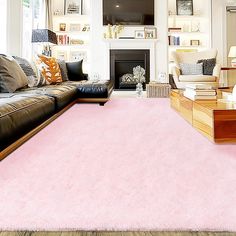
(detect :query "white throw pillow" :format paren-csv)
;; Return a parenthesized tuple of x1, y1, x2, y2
(179, 63, 203, 75)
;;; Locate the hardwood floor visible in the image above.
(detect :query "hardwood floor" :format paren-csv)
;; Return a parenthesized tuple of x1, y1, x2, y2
(0, 232, 236, 236)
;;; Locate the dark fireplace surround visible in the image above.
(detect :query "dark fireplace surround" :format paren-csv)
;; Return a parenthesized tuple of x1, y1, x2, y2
(110, 50, 150, 90)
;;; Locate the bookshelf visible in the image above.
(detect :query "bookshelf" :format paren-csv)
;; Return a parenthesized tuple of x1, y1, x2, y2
(168, 0, 212, 71)
(51, 0, 91, 73)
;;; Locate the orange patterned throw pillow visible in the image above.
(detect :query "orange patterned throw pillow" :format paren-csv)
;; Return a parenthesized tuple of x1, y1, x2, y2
(38, 55, 63, 84)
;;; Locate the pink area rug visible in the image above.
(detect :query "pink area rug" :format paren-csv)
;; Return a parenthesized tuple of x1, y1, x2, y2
(0, 98, 236, 231)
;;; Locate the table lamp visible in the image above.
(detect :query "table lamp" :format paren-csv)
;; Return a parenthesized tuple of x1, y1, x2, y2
(228, 46, 236, 67)
(32, 29, 57, 57)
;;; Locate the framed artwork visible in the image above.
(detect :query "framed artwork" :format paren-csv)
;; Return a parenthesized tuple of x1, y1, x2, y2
(176, 0, 193, 15)
(64, 0, 82, 15)
(135, 30, 145, 39)
(190, 40, 200, 46)
(70, 51, 88, 62)
(144, 27, 157, 39)
(70, 24, 81, 31)
(57, 51, 68, 61)
(59, 23, 66, 31)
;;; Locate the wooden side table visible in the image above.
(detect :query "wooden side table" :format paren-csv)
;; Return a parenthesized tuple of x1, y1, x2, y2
(146, 83, 171, 98)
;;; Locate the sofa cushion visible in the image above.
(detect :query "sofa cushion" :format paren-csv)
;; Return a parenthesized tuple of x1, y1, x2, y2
(180, 63, 203, 75)
(0, 93, 55, 150)
(179, 75, 217, 82)
(66, 60, 86, 81)
(197, 58, 216, 75)
(57, 60, 69, 81)
(0, 55, 28, 92)
(18, 85, 77, 110)
(63, 80, 114, 98)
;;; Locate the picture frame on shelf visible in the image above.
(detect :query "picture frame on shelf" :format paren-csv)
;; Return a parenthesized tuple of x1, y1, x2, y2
(176, 0, 193, 15)
(190, 39, 200, 46)
(70, 24, 81, 32)
(135, 30, 145, 39)
(70, 51, 87, 62)
(56, 51, 68, 61)
(144, 27, 157, 39)
(64, 0, 82, 15)
(59, 23, 66, 31)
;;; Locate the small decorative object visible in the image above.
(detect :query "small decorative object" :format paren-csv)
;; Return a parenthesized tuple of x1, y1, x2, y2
(133, 66, 146, 97)
(59, 23, 66, 31)
(135, 30, 145, 39)
(70, 24, 80, 31)
(144, 27, 157, 39)
(65, 0, 82, 15)
(158, 72, 167, 83)
(176, 0, 193, 15)
(70, 51, 87, 62)
(190, 39, 200, 46)
(82, 24, 90, 32)
(228, 46, 236, 67)
(104, 24, 113, 39)
(191, 20, 200, 32)
(112, 25, 124, 39)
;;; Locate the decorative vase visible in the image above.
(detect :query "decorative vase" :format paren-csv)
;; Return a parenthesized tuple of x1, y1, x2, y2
(136, 82, 143, 97)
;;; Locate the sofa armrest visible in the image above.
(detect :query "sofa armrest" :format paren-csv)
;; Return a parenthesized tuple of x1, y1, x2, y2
(171, 66, 181, 83)
(213, 64, 221, 82)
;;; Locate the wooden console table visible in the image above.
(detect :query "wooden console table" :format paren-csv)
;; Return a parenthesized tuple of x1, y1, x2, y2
(170, 89, 236, 143)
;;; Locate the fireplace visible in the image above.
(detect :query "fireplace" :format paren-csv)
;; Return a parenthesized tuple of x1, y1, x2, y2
(110, 50, 150, 90)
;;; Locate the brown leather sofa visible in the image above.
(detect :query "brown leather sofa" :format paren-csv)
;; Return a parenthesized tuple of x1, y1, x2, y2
(0, 78, 114, 152)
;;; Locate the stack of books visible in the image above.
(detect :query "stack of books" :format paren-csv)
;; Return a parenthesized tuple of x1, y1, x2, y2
(184, 84, 217, 101)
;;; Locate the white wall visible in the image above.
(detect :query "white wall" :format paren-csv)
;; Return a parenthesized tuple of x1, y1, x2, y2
(90, 0, 168, 80)
(212, 0, 236, 85)
(6, 0, 22, 56)
(0, 0, 7, 54)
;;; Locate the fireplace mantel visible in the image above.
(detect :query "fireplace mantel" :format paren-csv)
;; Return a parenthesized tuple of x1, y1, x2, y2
(103, 39, 158, 81)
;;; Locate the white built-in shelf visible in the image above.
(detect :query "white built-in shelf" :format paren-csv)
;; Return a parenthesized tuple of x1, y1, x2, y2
(53, 14, 89, 19)
(169, 45, 206, 48)
(103, 39, 158, 43)
(168, 14, 202, 18)
(168, 32, 205, 35)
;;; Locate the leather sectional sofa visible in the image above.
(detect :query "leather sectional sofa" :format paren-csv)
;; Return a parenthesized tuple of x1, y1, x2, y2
(0, 78, 114, 155)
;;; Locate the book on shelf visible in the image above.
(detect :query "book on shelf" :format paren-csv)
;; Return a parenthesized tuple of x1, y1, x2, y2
(184, 91, 217, 101)
(168, 36, 180, 46)
(168, 27, 182, 32)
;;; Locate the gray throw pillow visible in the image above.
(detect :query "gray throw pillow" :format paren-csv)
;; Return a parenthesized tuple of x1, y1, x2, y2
(197, 58, 216, 75)
(0, 56, 28, 92)
(179, 63, 203, 75)
(57, 59, 69, 81)
(13, 56, 39, 87)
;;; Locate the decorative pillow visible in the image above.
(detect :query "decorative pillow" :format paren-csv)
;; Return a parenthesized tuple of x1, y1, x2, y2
(57, 59, 69, 81)
(179, 63, 203, 75)
(0, 55, 28, 92)
(37, 55, 63, 84)
(197, 58, 216, 75)
(66, 60, 86, 81)
(13, 56, 40, 88)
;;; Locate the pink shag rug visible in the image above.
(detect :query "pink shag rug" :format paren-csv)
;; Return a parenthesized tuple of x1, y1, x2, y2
(0, 98, 236, 231)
